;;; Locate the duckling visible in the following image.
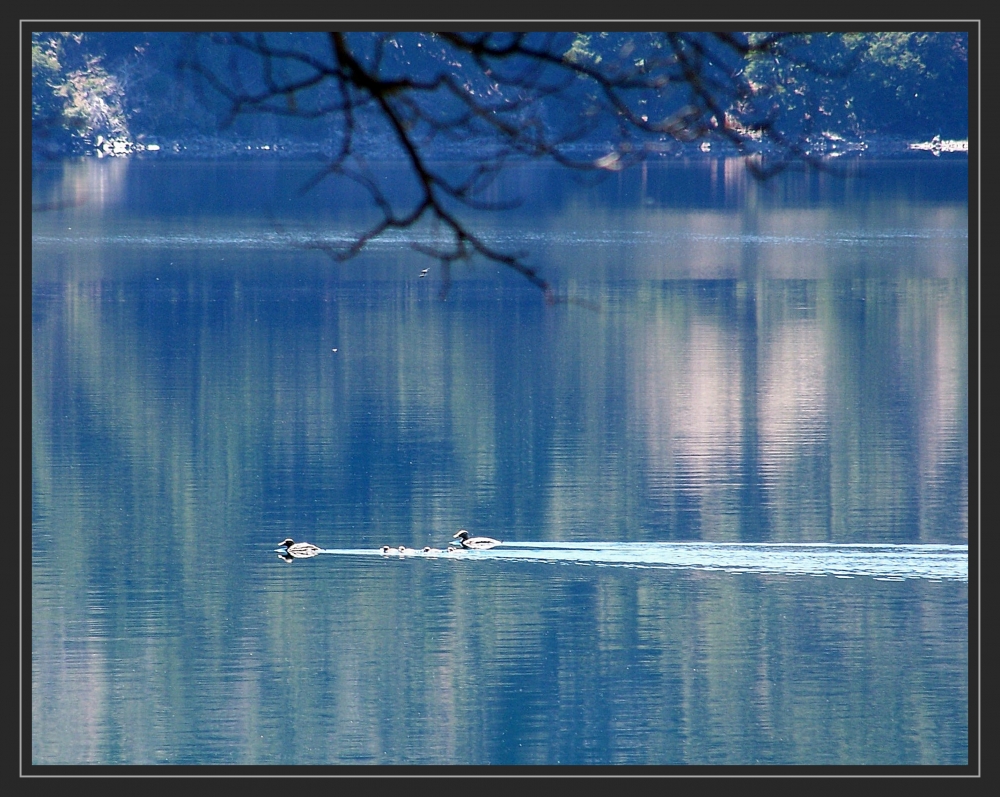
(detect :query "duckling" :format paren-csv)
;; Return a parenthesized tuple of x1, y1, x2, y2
(452, 529, 502, 550)
(278, 538, 322, 558)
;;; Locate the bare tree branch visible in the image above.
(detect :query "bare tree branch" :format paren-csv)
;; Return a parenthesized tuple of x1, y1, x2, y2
(179, 31, 861, 296)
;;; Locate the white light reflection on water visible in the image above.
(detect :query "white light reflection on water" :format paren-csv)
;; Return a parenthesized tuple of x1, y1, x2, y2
(31, 227, 968, 251)
(282, 541, 968, 582)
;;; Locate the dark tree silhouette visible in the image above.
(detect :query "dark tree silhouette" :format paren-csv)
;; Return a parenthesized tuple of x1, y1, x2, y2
(180, 31, 858, 298)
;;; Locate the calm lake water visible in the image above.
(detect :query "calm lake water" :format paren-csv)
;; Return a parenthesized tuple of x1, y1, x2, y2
(31, 156, 969, 767)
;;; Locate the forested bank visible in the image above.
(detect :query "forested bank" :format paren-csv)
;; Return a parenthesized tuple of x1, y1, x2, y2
(31, 31, 970, 161)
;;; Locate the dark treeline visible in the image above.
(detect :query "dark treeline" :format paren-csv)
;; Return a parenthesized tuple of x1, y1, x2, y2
(31, 31, 969, 159)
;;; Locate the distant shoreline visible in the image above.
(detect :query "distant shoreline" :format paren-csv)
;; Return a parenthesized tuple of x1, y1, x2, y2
(33, 133, 970, 164)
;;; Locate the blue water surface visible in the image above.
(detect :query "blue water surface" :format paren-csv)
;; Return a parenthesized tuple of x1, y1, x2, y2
(31, 157, 969, 766)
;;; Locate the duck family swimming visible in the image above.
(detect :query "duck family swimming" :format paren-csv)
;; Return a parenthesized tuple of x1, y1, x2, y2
(279, 531, 502, 562)
(378, 532, 502, 554)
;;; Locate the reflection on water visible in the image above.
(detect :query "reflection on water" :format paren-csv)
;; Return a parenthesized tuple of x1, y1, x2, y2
(31, 158, 969, 766)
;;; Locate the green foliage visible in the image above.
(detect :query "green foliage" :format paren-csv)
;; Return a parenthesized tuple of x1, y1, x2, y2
(31, 32, 130, 152)
(563, 33, 600, 65)
(31, 34, 70, 129)
(845, 32, 968, 136)
(742, 32, 968, 138)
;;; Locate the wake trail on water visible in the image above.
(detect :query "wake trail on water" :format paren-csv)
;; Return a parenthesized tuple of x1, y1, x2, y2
(296, 541, 968, 582)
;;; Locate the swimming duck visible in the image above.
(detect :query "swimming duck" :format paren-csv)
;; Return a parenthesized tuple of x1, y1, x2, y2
(452, 529, 502, 550)
(278, 538, 322, 558)
(380, 545, 392, 554)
